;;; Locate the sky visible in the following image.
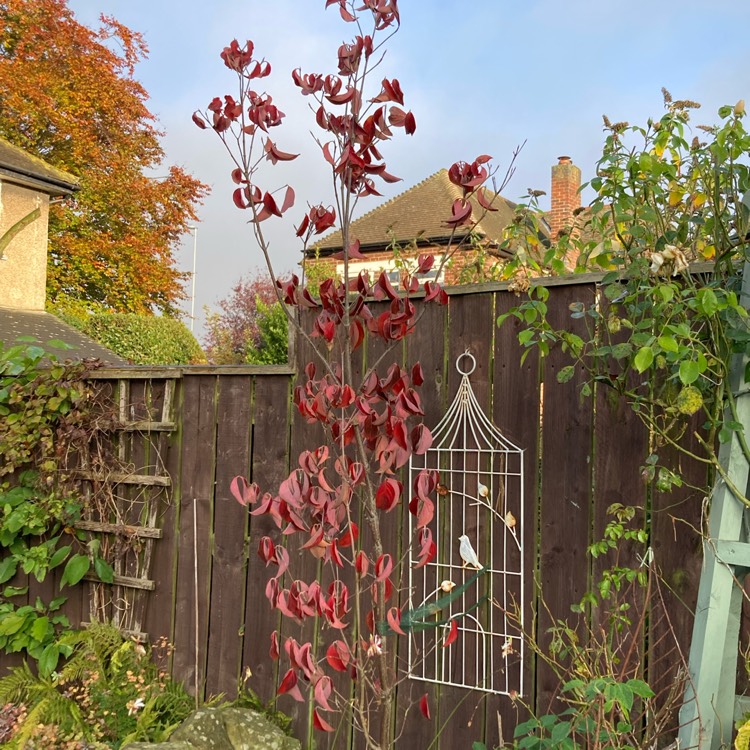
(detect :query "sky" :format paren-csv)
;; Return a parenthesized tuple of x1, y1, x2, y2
(66, 0, 750, 340)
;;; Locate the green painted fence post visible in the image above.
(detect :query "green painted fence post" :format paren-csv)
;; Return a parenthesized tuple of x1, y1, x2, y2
(678, 262, 750, 750)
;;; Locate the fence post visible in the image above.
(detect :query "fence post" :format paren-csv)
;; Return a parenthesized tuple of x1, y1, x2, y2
(678, 262, 750, 749)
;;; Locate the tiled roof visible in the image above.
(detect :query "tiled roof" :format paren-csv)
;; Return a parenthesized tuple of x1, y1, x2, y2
(312, 169, 518, 254)
(0, 308, 128, 365)
(0, 137, 79, 196)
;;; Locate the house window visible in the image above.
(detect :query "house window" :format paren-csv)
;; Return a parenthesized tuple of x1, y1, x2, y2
(336, 256, 444, 286)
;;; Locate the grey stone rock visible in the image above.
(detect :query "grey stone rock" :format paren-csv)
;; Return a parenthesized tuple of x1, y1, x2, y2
(121, 707, 300, 750)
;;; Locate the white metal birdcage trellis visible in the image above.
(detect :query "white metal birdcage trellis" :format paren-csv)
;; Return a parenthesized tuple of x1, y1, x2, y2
(407, 351, 525, 696)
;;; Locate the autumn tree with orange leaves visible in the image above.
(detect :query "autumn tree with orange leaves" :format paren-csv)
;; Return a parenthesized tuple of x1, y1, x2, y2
(0, 0, 208, 314)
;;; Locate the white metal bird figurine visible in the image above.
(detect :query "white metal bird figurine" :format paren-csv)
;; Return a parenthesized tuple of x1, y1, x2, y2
(458, 534, 482, 569)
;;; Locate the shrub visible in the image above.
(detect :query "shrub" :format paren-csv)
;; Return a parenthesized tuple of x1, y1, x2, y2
(0, 623, 194, 749)
(66, 312, 206, 365)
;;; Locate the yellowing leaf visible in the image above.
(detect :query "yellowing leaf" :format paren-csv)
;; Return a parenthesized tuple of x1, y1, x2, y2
(691, 192, 707, 209)
(700, 244, 716, 260)
(668, 190, 684, 207)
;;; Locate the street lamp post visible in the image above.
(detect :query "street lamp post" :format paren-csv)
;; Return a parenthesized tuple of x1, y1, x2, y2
(189, 226, 198, 333)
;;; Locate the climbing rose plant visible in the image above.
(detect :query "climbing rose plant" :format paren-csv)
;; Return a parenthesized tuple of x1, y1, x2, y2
(195, 2, 503, 746)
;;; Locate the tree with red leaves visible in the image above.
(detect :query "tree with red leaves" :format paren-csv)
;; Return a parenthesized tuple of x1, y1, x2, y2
(196, 2, 510, 746)
(203, 271, 287, 364)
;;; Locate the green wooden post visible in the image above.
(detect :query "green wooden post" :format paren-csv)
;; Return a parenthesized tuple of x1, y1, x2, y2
(679, 262, 750, 749)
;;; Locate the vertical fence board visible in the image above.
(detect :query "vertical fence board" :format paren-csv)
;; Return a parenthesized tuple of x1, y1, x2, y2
(172, 375, 218, 699)
(281, 324, 322, 746)
(488, 289, 542, 748)
(243, 375, 290, 703)
(143, 382, 183, 648)
(649, 429, 706, 728)
(535, 283, 596, 715)
(205, 375, 253, 699)
(395, 301, 448, 750)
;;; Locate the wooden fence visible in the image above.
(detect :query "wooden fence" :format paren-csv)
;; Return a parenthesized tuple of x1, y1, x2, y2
(1, 277, 708, 749)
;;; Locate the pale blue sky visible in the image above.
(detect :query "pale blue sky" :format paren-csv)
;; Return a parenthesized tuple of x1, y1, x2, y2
(67, 0, 750, 337)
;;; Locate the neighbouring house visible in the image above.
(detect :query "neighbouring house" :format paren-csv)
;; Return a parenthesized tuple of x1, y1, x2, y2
(306, 156, 583, 284)
(0, 136, 127, 363)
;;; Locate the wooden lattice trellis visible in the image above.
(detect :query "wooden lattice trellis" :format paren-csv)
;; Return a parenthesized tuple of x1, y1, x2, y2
(408, 351, 525, 696)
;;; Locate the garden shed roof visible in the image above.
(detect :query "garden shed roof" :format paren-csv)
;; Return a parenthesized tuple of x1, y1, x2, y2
(0, 307, 128, 365)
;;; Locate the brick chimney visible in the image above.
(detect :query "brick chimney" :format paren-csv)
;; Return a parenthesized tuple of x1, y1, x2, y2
(549, 155, 581, 239)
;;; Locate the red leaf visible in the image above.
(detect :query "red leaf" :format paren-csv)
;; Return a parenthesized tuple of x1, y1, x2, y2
(339, 522, 359, 547)
(477, 186, 498, 212)
(419, 693, 431, 719)
(387, 606, 405, 635)
(446, 198, 473, 227)
(355, 550, 369, 576)
(258, 536, 275, 563)
(314, 675, 334, 711)
(404, 111, 416, 135)
(348, 238, 366, 259)
(277, 669, 304, 702)
(375, 553, 393, 582)
(326, 641, 350, 672)
(376, 478, 402, 511)
(264, 138, 299, 164)
(411, 424, 433, 455)
(230, 476, 260, 506)
(270, 630, 280, 660)
(192, 111, 207, 129)
(443, 619, 458, 648)
(411, 362, 425, 386)
(295, 214, 310, 238)
(233, 188, 248, 210)
(416, 254, 434, 274)
(329, 539, 344, 567)
(273, 545, 290, 579)
(313, 708, 334, 732)
(280, 185, 295, 214)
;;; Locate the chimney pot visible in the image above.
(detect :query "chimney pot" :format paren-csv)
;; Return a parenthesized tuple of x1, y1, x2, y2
(558, 155, 572, 164)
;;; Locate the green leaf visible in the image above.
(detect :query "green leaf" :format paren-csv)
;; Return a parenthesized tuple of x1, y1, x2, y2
(634, 347, 654, 373)
(697, 288, 719, 316)
(551, 721, 572, 744)
(47, 596, 67, 611)
(611, 342, 632, 360)
(94, 556, 114, 584)
(679, 360, 701, 385)
(557, 365, 575, 384)
(627, 678, 654, 699)
(38, 643, 60, 677)
(657, 335, 678, 353)
(496, 313, 511, 328)
(2, 585, 28, 598)
(30, 615, 50, 642)
(60, 554, 90, 588)
(0, 557, 18, 585)
(49, 545, 71, 569)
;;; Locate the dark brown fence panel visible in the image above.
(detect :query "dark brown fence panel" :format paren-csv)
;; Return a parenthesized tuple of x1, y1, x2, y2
(0, 280, 716, 750)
